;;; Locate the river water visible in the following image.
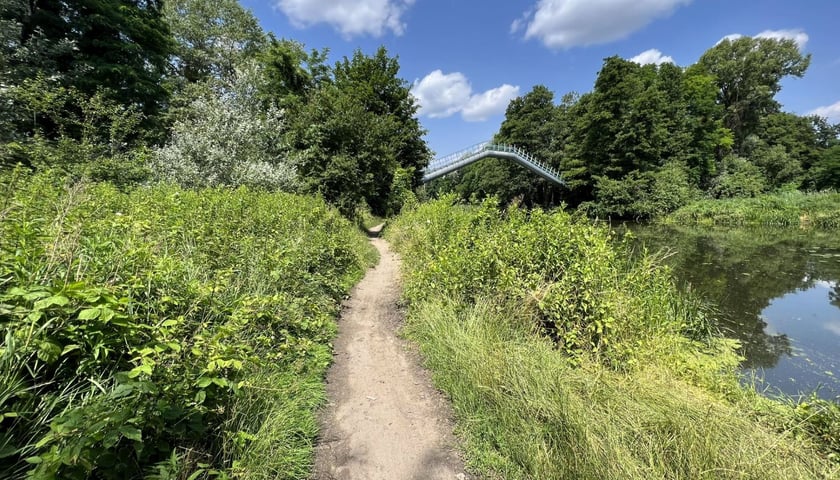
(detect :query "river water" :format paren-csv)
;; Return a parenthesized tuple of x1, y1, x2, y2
(623, 223, 840, 401)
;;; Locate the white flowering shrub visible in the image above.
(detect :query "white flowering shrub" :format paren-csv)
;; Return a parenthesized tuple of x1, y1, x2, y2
(152, 61, 297, 190)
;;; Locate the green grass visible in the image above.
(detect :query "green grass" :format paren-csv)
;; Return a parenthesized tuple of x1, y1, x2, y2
(0, 169, 377, 479)
(387, 195, 839, 479)
(408, 299, 834, 479)
(665, 191, 840, 228)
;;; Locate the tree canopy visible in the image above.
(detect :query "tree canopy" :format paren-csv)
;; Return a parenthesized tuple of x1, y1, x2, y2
(431, 37, 837, 218)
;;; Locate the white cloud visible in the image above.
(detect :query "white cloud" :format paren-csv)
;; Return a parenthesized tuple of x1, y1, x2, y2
(810, 101, 840, 122)
(514, 0, 692, 49)
(411, 70, 520, 122)
(756, 29, 809, 50)
(629, 48, 674, 65)
(410, 70, 472, 119)
(462, 85, 521, 121)
(718, 29, 809, 50)
(275, 0, 415, 38)
(719, 33, 743, 43)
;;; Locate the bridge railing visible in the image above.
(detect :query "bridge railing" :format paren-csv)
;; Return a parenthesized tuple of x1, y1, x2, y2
(422, 142, 563, 185)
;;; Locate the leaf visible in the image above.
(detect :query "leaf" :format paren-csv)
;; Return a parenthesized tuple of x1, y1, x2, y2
(37, 341, 62, 364)
(33, 295, 70, 310)
(24, 456, 42, 464)
(119, 426, 142, 442)
(127, 363, 153, 378)
(0, 444, 17, 459)
(196, 377, 212, 388)
(78, 308, 101, 320)
(99, 307, 115, 322)
(194, 390, 206, 404)
(61, 344, 81, 355)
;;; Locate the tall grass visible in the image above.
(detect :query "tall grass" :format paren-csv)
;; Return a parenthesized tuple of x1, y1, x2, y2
(387, 196, 838, 479)
(0, 169, 377, 479)
(666, 191, 840, 228)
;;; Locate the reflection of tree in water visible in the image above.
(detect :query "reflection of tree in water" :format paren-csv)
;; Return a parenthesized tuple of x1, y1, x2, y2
(831, 285, 840, 309)
(626, 225, 840, 369)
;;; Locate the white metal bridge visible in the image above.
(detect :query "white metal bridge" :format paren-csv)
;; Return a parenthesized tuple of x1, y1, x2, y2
(421, 142, 564, 185)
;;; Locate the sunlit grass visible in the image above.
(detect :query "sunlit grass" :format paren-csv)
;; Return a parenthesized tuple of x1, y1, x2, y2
(666, 191, 840, 228)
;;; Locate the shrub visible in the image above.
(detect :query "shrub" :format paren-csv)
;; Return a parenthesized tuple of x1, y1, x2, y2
(152, 62, 296, 191)
(0, 169, 374, 478)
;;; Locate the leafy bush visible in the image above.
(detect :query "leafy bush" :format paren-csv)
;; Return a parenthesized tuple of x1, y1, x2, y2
(583, 163, 699, 220)
(0, 169, 375, 479)
(711, 155, 767, 198)
(152, 62, 296, 191)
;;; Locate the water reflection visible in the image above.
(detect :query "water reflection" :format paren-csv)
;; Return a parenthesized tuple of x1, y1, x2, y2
(623, 224, 840, 400)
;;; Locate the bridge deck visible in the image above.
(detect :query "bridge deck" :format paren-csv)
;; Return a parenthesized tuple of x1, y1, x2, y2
(421, 142, 563, 185)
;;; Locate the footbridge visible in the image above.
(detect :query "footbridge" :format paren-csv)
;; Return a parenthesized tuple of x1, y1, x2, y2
(421, 142, 564, 185)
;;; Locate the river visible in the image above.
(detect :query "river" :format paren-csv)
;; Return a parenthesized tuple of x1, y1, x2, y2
(623, 223, 840, 401)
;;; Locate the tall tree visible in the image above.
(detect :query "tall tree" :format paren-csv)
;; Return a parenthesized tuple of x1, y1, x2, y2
(697, 37, 810, 151)
(163, 0, 265, 85)
(3, 0, 174, 137)
(290, 47, 429, 217)
(258, 36, 329, 109)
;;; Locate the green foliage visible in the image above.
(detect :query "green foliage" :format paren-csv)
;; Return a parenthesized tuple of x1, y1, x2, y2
(710, 155, 768, 198)
(810, 145, 840, 190)
(163, 0, 265, 85)
(3, 0, 174, 137)
(258, 37, 330, 109)
(0, 170, 375, 479)
(388, 197, 727, 366)
(387, 199, 837, 478)
(583, 162, 700, 219)
(698, 37, 811, 150)
(290, 47, 429, 217)
(386, 166, 418, 216)
(666, 190, 840, 228)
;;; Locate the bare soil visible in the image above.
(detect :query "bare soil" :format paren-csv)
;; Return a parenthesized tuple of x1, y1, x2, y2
(313, 226, 469, 480)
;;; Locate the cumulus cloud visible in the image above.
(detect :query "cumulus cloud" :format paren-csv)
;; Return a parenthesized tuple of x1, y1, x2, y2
(275, 0, 415, 37)
(718, 29, 809, 50)
(411, 70, 520, 122)
(810, 101, 840, 122)
(513, 0, 692, 49)
(629, 48, 674, 65)
(462, 85, 522, 121)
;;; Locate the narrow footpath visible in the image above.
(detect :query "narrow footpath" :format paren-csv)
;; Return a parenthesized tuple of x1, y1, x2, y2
(313, 226, 468, 480)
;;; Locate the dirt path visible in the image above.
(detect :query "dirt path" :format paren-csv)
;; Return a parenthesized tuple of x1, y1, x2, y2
(313, 227, 468, 480)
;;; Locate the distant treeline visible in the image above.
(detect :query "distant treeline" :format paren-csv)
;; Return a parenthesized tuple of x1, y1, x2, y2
(429, 37, 840, 219)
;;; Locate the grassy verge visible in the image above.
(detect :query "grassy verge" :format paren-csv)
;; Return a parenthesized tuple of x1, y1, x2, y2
(0, 169, 377, 479)
(387, 195, 839, 479)
(665, 191, 840, 228)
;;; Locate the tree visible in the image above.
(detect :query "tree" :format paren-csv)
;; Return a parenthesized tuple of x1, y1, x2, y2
(460, 85, 564, 206)
(697, 37, 810, 151)
(258, 36, 329, 108)
(333, 47, 430, 192)
(809, 145, 840, 190)
(153, 61, 295, 190)
(163, 0, 265, 85)
(291, 47, 429, 217)
(563, 57, 672, 201)
(3, 0, 174, 138)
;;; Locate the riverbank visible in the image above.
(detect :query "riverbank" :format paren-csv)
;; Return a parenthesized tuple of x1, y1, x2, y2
(664, 191, 840, 228)
(387, 196, 839, 479)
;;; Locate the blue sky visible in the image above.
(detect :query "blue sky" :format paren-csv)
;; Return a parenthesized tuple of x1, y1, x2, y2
(240, 0, 840, 158)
